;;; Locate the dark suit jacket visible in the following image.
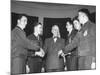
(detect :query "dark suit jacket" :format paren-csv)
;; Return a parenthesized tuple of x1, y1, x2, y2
(64, 21, 96, 57)
(44, 37, 65, 70)
(11, 26, 40, 58)
(65, 29, 78, 56)
(27, 34, 43, 62)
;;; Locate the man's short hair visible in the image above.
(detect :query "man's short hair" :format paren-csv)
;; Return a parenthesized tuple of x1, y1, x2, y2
(17, 14, 27, 20)
(52, 25, 59, 30)
(66, 17, 73, 25)
(34, 22, 42, 28)
(72, 16, 79, 22)
(78, 8, 90, 18)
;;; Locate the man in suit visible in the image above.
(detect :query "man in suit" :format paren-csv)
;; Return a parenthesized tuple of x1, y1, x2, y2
(44, 25, 65, 72)
(27, 22, 45, 73)
(11, 14, 40, 74)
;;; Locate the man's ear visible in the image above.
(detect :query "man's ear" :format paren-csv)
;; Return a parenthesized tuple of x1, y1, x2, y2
(17, 19, 20, 24)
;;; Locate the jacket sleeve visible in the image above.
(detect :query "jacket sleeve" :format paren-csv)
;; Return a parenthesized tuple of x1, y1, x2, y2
(90, 23, 96, 58)
(16, 30, 40, 50)
(43, 39, 48, 54)
(62, 39, 66, 52)
(64, 33, 80, 54)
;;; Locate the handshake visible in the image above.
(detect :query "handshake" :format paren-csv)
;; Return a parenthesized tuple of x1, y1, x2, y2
(58, 50, 65, 57)
(58, 50, 66, 64)
(35, 48, 45, 57)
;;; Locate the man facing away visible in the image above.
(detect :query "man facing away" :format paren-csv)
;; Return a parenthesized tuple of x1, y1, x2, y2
(44, 25, 65, 72)
(11, 14, 40, 74)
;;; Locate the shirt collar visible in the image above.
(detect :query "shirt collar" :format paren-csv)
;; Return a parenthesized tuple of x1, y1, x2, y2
(34, 32, 39, 38)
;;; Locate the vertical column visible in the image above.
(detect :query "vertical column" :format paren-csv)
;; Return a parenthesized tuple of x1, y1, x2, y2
(39, 16, 44, 26)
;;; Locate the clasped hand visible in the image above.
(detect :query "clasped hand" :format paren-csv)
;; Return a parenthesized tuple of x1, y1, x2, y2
(35, 48, 45, 57)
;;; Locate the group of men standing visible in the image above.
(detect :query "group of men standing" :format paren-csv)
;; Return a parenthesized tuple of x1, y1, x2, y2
(11, 8, 96, 75)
